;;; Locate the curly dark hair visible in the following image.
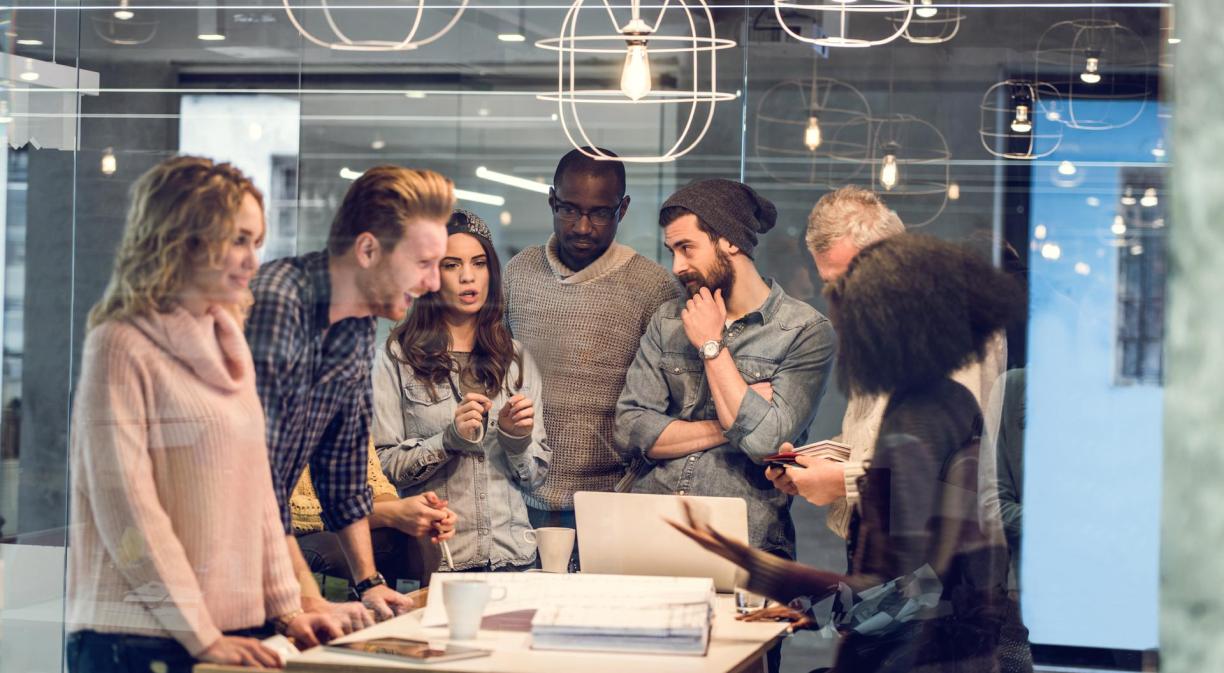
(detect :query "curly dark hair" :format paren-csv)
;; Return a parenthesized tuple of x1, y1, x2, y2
(825, 234, 1024, 397)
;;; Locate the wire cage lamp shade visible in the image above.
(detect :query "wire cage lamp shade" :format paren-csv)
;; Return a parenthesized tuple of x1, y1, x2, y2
(979, 79, 1064, 160)
(773, 0, 913, 48)
(283, 0, 467, 51)
(535, 0, 737, 163)
(1034, 18, 1153, 131)
(753, 76, 872, 187)
(887, 0, 961, 45)
(91, 1, 158, 46)
(826, 114, 949, 227)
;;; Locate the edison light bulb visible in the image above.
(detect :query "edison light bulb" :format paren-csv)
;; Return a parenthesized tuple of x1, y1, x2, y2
(804, 116, 822, 151)
(916, 0, 938, 18)
(114, 0, 134, 20)
(1081, 55, 1101, 84)
(880, 152, 899, 191)
(1010, 104, 1032, 134)
(101, 148, 117, 176)
(621, 43, 652, 101)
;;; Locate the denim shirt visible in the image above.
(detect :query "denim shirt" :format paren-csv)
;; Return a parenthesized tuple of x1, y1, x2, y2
(615, 280, 835, 557)
(372, 341, 551, 571)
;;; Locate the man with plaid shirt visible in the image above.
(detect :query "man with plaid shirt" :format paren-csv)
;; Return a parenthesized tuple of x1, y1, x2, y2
(247, 166, 453, 628)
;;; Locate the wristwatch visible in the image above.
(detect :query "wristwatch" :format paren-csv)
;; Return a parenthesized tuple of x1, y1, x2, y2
(699, 339, 723, 360)
(353, 572, 387, 598)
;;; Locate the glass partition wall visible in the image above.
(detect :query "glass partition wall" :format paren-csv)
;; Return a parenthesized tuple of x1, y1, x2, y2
(0, 1, 1171, 671)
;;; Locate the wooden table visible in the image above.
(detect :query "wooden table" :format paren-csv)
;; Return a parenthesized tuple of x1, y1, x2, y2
(195, 594, 787, 673)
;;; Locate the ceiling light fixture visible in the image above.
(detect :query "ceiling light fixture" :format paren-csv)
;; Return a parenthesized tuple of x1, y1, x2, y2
(101, 147, 117, 176)
(1010, 103, 1033, 134)
(197, 0, 226, 41)
(1111, 215, 1127, 235)
(454, 188, 506, 207)
(282, 0, 467, 51)
(773, 0, 913, 48)
(879, 144, 899, 191)
(1080, 50, 1102, 84)
(803, 116, 823, 151)
(476, 166, 551, 194)
(18, 65, 39, 82)
(16, 38, 44, 46)
(947, 182, 960, 201)
(536, 0, 736, 163)
(1120, 186, 1137, 206)
(1057, 160, 1077, 176)
(114, 0, 135, 20)
(1140, 187, 1158, 207)
(498, 33, 526, 42)
(916, 0, 938, 18)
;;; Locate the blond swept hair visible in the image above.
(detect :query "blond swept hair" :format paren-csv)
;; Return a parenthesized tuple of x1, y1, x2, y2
(327, 166, 455, 256)
(87, 156, 263, 329)
(805, 186, 905, 254)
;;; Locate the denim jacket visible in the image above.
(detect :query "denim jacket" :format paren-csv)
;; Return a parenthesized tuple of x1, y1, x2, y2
(372, 341, 551, 570)
(615, 280, 835, 557)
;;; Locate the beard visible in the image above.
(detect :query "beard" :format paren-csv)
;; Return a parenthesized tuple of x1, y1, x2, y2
(677, 248, 735, 300)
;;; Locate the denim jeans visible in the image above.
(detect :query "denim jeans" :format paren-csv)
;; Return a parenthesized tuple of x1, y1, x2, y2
(67, 627, 269, 673)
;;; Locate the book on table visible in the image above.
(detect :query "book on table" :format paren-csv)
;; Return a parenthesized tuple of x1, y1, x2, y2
(530, 600, 712, 655)
(420, 572, 716, 656)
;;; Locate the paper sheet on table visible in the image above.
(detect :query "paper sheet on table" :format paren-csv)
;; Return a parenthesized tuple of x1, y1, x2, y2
(420, 572, 715, 627)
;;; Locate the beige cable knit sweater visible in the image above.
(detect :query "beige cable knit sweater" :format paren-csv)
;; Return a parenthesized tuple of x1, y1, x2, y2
(504, 236, 679, 510)
(67, 306, 299, 656)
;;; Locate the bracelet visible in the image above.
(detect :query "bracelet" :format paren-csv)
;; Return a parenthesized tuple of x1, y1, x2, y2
(273, 608, 304, 636)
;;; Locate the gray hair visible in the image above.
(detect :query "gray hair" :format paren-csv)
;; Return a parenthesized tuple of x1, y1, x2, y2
(805, 186, 905, 254)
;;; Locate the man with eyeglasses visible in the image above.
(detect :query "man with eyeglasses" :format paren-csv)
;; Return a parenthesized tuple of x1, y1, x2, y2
(503, 147, 679, 548)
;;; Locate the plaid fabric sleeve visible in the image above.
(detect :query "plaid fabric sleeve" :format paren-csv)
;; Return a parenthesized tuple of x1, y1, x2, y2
(310, 380, 375, 531)
(246, 268, 306, 533)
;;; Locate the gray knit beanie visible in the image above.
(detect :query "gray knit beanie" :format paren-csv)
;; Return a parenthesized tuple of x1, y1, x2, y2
(661, 178, 778, 257)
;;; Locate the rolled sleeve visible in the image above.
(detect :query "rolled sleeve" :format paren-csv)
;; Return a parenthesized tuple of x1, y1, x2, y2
(725, 317, 836, 462)
(312, 390, 375, 531)
(614, 311, 678, 460)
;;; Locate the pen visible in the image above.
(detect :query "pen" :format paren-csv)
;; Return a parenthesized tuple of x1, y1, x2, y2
(441, 540, 455, 570)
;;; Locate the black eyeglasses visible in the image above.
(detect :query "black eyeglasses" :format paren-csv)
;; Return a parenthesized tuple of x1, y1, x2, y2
(551, 198, 623, 228)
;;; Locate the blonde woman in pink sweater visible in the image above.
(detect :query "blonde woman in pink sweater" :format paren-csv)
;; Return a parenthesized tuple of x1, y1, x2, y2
(67, 157, 342, 672)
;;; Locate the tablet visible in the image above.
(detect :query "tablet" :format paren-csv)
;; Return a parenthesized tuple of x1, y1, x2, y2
(325, 637, 491, 664)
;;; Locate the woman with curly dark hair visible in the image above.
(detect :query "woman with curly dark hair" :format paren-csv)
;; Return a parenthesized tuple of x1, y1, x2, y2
(372, 210, 551, 572)
(671, 233, 1025, 673)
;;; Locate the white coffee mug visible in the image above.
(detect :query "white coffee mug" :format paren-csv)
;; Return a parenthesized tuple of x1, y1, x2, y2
(442, 580, 507, 640)
(522, 527, 576, 573)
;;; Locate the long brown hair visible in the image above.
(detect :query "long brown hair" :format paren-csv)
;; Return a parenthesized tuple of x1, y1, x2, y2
(387, 231, 522, 401)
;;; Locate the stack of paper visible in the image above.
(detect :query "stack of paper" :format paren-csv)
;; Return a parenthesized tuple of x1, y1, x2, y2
(531, 601, 712, 655)
(421, 573, 716, 656)
(792, 439, 852, 462)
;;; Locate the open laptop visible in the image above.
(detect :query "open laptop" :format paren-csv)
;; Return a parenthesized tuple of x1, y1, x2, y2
(573, 491, 749, 592)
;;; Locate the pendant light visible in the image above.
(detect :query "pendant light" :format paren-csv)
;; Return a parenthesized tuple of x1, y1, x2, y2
(536, 0, 736, 163)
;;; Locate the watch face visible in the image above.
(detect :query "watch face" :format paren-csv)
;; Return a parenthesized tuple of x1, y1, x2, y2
(702, 341, 720, 358)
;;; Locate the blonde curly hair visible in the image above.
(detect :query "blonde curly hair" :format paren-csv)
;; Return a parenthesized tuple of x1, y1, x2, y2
(88, 156, 263, 329)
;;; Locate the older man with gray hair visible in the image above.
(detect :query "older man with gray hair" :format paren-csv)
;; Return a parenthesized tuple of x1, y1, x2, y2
(767, 186, 1005, 542)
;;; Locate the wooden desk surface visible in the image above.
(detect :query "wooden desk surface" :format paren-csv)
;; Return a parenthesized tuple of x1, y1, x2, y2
(195, 595, 786, 673)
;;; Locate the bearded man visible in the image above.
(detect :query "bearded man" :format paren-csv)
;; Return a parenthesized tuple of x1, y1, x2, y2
(614, 179, 835, 559)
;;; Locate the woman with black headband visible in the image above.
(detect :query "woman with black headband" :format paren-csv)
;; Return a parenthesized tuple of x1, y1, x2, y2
(372, 210, 552, 572)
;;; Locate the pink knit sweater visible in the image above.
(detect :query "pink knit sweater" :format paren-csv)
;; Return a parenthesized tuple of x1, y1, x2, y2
(67, 305, 299, 656)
